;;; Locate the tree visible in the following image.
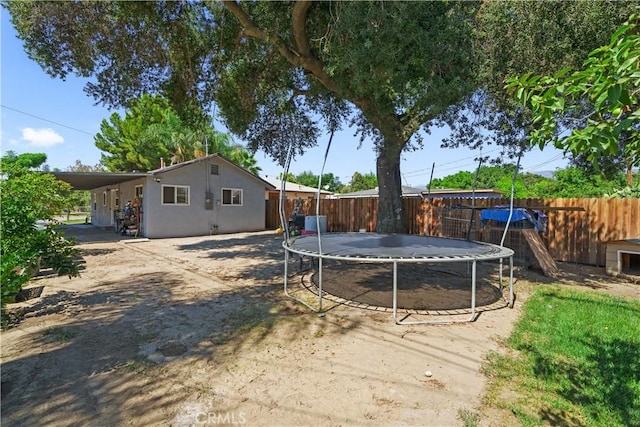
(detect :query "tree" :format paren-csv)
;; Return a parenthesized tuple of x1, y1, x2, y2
(532, 167, 625, 198)
(507, 16, 640, 181)
(6, 1, 479, 233)
(66, 160, 105, 173)
(0, 151, 48, 174)
(289, 171, 343, 193)
(443, 1, 639, 164)
(428, 165, 550, 198)
(95, 94, 261, 174)
(340, 172, 378, 193)
(0, 153, 80, 312)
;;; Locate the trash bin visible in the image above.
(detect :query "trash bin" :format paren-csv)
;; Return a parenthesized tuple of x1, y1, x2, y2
(304, 215, 327, 233)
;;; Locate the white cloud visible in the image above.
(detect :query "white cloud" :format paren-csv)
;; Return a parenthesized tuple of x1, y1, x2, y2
(21, 127, 64, 147)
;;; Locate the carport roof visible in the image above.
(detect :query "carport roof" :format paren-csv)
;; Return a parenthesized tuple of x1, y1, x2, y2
(51, 172, 149, 190)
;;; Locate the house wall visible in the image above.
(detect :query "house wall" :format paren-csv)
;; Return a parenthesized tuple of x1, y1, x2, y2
(144, 159, 267, 238)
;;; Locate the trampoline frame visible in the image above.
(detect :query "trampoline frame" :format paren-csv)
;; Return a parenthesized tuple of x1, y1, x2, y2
(283, 233, 515, 325)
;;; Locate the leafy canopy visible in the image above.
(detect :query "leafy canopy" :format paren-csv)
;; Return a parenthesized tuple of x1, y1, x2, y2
(506, 16, 640, 169)
(443, 1, 639, 166)
(95, 94, 261, 174)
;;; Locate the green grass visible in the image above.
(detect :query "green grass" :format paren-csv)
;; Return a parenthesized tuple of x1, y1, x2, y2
(483, 286, 640, 427)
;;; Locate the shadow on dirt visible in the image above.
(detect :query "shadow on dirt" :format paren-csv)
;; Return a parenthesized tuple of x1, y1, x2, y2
(176, 233, 284, 262)
(1, 269, 350, 426)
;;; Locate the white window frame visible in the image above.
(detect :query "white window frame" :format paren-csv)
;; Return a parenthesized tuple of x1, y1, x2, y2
(161, 184, 190, 205)
(222, 188, 243, 206)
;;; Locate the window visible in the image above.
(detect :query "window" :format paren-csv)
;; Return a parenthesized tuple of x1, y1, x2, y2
(103, 191, 107, 206)
(210, 164, 219, 175)
(135, 185, 143, 200)
(222, 188, 243, 206)
(162, 185, 190, 205)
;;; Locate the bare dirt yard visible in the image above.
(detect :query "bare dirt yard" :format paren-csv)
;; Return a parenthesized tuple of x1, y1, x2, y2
(2, 226, 638, 426)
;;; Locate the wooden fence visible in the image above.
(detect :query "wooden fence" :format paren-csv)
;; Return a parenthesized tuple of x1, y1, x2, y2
(266, 197, 640, 266)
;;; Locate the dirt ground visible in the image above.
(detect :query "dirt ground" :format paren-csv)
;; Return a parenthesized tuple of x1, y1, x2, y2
(1, 226, 638, 427)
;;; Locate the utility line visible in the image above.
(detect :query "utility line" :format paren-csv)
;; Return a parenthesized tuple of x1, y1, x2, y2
(1, 104, 95, 136)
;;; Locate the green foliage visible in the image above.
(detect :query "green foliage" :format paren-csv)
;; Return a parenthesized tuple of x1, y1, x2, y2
(478, 1, 637, 101)
(94, 94, 261, 174)
(95, 94, 175, 171)
(428, 165, 627, 198)
(507, 16, 640, 169)
(285, 171, 343, 193)
(1, 151, 47, 176)
(429, 165, 543, 198)
(340, 172, 378, 193)
(604, 183, 640, 198)
(533, 168, 625, 198)
(1, 253, 30, 307)
(483, 287, 640, 426)
(444, 2, 638, 170)
(0, 157, 80, 312)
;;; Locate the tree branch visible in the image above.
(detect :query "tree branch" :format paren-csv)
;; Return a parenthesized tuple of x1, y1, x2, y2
(222, 1, 353, 103)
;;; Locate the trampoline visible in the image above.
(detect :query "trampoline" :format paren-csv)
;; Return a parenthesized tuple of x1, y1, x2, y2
(283, 233, 515, 324)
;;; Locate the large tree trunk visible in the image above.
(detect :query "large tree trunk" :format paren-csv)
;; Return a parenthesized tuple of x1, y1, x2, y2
(376, 143, 406, 234)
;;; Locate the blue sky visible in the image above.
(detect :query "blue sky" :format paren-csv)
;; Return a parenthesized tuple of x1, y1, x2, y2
(1, 9, 569, 187)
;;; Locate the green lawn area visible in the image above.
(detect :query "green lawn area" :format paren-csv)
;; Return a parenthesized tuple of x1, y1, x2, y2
(483, 286, 640, 426)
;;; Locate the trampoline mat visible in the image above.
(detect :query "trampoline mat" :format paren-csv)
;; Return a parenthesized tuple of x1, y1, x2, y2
(307, 260, 504, 311)
(289, 233, 512, 260)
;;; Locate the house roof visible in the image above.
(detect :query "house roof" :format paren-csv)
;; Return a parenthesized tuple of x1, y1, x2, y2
(335, 186, 425, 198)
(152, 154, 275, 190)
(606, 239, 640, 245)
(50, 172, 148, 190)
(264, 177, 333, 195)
(51, 154, 275, 191)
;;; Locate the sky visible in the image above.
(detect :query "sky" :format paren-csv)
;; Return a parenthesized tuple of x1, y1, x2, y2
(1, 9, 570, 188)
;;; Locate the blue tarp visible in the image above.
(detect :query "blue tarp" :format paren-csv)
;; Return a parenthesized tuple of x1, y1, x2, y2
(481, 208, 548, 232)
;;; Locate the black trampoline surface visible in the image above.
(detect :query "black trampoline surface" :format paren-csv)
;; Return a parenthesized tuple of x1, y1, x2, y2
(286, 233, 514, 261)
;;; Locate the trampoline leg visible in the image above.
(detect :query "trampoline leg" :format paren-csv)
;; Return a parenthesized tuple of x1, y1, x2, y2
(318, 257, 323, 312)
(468, 259, 477, 322)
(283, 248, 322, 313)
(393, 260, 480, 325)
(508, 256, 515, 308)
(392, 261, 399, 324)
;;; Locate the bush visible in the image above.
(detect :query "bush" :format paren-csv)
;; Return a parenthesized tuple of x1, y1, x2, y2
(1, 155, 81, 317)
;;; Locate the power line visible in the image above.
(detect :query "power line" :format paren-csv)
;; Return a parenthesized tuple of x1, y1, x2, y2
(402, 147, 502, 177)
(1, 104, 95, 136)
(524, 153, 566, 172)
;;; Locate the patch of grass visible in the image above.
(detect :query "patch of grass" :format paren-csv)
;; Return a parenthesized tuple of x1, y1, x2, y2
(118, 359, 153, 374)
(458, 407, 480, 427)
(61, 218, 89, 225)
(482, 286, 640, 426)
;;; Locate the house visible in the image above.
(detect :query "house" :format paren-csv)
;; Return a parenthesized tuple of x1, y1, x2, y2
(263, 177, 333, 200)
(52, 154, 275, 238)
(334, 186, 425, 198)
